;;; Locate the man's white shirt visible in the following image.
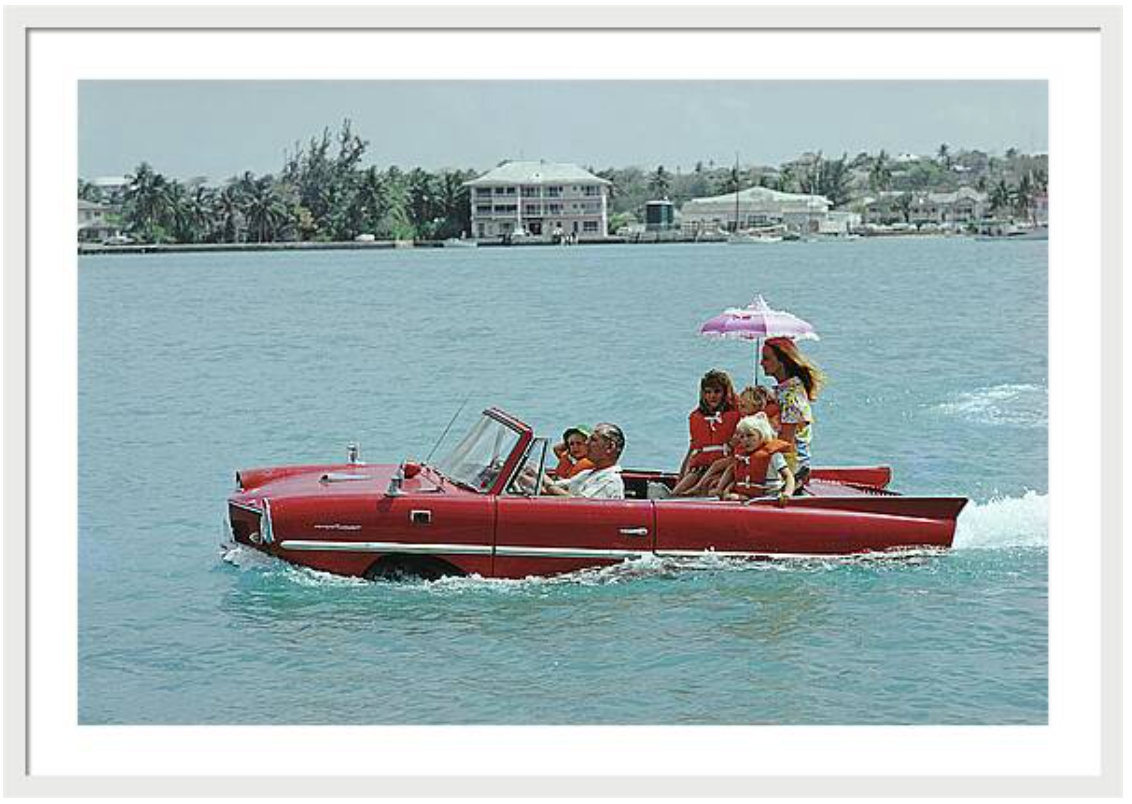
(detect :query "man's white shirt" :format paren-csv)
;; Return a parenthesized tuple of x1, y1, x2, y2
(559, 464, 625, 499)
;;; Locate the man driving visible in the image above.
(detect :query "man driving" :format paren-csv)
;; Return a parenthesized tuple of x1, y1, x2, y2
(542, 422, 625, 500)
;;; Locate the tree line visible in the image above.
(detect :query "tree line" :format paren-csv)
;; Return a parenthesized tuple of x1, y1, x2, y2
(79, 121, 476, 245)
(78, 121, 1049, 243)
(599, 146, 1047, 231)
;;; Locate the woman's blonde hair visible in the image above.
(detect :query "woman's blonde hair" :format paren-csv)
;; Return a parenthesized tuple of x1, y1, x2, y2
(735, 412, 777, 444)
(764, 337, 827, 400)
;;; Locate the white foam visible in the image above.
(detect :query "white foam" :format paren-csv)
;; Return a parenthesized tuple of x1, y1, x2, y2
(931, 383, 1048, 428)
(218, 541, 367, 586)
(952, 490, 1049, 550)
(218, 541, 274, 570)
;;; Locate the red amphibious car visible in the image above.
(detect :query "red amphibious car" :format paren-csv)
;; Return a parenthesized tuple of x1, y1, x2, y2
(227, 408, 968, 580)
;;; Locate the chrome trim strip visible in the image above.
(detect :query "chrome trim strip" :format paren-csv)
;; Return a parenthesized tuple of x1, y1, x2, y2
(279, 540, 493, 556)
(228, 500, 262, 515)
(276, 540, 836, 561)
(261, 498, 274, 544)
(495, 545, 646, 560)
(656, 549, 828, 559)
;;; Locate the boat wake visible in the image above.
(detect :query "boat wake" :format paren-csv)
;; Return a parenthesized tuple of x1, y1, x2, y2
(219, 541, 368, 587)
(952, 490, 1048, 550)
(929, 383, 1047, 428)
(218, 490, 1047, 590)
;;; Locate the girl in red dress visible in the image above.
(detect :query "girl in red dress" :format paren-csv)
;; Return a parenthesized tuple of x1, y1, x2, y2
(672, 369, 740, 496)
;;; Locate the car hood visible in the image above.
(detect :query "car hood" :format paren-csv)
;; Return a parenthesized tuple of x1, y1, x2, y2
(231, 462, 454, 502)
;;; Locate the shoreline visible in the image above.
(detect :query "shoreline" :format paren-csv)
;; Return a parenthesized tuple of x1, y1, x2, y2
(77, 230, 970, 256)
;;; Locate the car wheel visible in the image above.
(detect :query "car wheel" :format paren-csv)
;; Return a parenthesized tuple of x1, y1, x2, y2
(363, 555, 463, 582)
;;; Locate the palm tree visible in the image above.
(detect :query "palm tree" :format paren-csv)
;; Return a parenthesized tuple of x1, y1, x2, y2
(717, 164, 740, 196)
(185, 186, 217, 243)
(818, 154, 851, 208)
(243, 176, 289, 243)
(648, 165, 671, 198)
(595, 168, 621, 202)
(895, 192, 913, 223)
(162, 180, 191, 243)
(802, 152, 823, 196)
(344, 167, 390, 237)
(406, 168, 439, 236)
(78, 179, 102, 203)
(1012, 173, 1035, 222)
(215, 184, 245, 243)
(989, 179, 1012, 217)
(869, 150, 893, 192)
(123, 162, 174, 241)
(774, 164, 798, 194)
(937, 143, 952, 169)
(436, 169, 472, 237)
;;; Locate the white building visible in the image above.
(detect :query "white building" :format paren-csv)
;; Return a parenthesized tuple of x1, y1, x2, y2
(463, 160, 611, 240)
(680, 186, 831, 235)
(77, 198, 118, 242)
(861, 187, 987, 227)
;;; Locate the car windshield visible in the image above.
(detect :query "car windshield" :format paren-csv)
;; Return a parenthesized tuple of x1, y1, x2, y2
(433, 413, 523, 493)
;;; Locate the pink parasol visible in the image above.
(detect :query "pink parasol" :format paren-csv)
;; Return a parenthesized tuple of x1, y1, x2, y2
(699, 295, 819, 384)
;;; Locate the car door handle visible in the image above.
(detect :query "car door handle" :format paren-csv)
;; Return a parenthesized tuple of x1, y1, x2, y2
(619, 527, 649, 537)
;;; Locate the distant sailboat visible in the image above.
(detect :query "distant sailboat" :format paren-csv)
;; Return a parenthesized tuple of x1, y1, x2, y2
(726, 156, 781, 244)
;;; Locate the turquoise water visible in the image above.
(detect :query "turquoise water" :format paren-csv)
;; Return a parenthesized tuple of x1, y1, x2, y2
(78, 238, 1048, 724)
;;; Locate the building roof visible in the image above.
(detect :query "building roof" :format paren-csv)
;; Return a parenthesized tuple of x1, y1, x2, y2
(464, 160, 611, 187)
(682, 185, 830, 214)
(926, 187, 987, 204)
(91, 176, 130, 188)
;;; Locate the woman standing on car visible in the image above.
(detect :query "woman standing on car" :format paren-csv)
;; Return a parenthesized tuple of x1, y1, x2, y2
(759, 337, 826, 487)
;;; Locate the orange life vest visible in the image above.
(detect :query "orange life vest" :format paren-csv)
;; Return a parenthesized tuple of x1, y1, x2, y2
(732, 438, 792, 493)
(688, 408, 740, 469)
(555, 455, 594, 479)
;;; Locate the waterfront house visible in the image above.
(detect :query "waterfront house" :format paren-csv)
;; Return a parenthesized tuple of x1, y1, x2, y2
(680, 186, 831, 235)
(916, 187, 988, 227)
(463, 160, 611, 240)
(862, 187, 987, 228)
(77, 198, 119, 243)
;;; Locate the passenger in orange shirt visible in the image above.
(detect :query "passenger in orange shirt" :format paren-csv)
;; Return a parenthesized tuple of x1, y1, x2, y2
(672, 369, 740, 496)
(551, 425, 595, 479)
(690, 383, 779, 496)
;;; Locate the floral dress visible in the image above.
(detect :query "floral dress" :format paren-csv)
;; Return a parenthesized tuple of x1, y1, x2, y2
(775, 376, 813, 470)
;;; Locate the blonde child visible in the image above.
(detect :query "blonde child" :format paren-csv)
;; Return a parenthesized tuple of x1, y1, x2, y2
(718, 413, 795, 505)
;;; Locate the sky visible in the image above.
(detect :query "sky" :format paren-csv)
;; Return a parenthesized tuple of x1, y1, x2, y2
(79, 80, 1047, 180)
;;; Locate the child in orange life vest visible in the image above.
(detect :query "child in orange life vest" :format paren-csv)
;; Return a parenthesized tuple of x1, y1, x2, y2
(672, 369, 740, 496)
(689, 384, 779, 496)
(551, 425, 595, 479)
(718, 413, 796, 506)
